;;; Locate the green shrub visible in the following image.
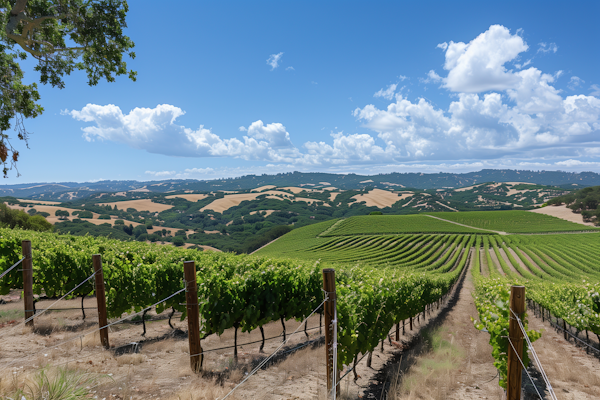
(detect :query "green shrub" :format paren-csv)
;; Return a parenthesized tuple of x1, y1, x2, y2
(79, 211, 93, 219)
(0, 204, 53, 232)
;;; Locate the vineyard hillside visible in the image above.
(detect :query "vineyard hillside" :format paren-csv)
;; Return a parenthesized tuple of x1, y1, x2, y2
(2, 178, 592, 253)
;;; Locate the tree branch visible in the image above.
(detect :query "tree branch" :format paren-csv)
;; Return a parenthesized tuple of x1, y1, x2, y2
(6, 12, 83, 57)
(7, 0, 29, 34)
(10, 0, 28, 15)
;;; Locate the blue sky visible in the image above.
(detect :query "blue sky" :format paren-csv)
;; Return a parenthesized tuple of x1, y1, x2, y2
(4, 0, 600, 184)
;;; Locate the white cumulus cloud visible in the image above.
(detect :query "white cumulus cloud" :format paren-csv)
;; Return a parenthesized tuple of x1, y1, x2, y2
(66, 104, 300, 163)
(538, 42, 558, 54)
(442, 25, 528, 92)
(374, 84, 398, 100)
(267, 52, 283, 70)
(421, 70, 442, 84)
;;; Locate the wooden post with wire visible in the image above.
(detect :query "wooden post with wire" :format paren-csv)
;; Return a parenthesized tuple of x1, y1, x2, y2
(184, 260, 202, 372)
(22, 240, 34, 327)
(92, 254, 109, 349)
(507, 285, 525, 400)
(395, 322, 400, 341)
(323, 268, 339, 398)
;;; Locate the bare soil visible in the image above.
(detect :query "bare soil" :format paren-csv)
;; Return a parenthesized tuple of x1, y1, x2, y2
(488, 248, 504, 275)
(0, 293, 326, 400)
(523, 308, 600, 399)
(530, 204, 596, 227)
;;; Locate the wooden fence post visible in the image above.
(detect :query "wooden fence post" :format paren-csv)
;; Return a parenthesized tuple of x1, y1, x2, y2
(184, 261, 202, 373)
(21, 240, 34, 327)
(92, 255, 109, 349)
(323, 268, 339, 398)
(395, 322, 400, 341)
(507, 285, 525, 400)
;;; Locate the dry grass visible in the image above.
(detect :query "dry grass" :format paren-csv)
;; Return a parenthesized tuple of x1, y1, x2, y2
(351, 189, 413, 208)
(526, 316, 600, 398)
(388, 327, 465, 400)
(116, 353, 147, 366)
(0, 366, 108, 400)
(249, 209, 277, 217)
(98, 199, 174, 213)
(16, 199, 61, 205)
(280, 186, 323, 194)
(82, 331, 101, 348)
(200, 191, 293, 213)
(167, 379, 239, 400)
(277, 346, 322, 378)
(165, 194, 210, 202)
(251, 185, 277, 192)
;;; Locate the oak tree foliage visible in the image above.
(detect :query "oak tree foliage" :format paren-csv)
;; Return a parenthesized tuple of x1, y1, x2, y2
(1, 0, 136, 177)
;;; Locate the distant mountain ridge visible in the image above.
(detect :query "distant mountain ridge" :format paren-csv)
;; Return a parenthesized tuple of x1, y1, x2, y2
(2, 169, 599, 200)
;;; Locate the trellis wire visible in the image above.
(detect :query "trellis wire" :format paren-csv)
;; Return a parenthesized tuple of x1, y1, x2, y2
(190, 325, 322, 357)
(530, 300, 600, 354)
(331, 295, 338, 400)
(506, 337, 544, 400)
(0, 269, 98, 340)
(512, 309, 558, 400)
(0, 257, 24, 280)
(0, 287, 186, 373)
(219, 295, 328, 400)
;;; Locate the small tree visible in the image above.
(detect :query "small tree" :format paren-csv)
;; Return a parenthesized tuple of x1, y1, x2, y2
(76, 210, 93, 219)
(172, 236, 185, 247)
(55, 209, 69, 220)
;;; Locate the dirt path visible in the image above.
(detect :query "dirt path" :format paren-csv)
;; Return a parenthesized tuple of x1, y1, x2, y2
(488, 248, 504, 275)
(498, 247, 520, 275)
(386, 258, 505, 400)
(480, 248, 489, 276)
(507, 247, 535, 275)
(424, 215, 508, 235)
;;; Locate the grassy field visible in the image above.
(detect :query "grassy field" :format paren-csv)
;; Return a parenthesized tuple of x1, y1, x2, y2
(322, 215, 493, 236)
(252, 219, 339, 258)
(425, 210, 600, 233)
(255, 210, 600, 263)
(254, 213, 489, 260)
